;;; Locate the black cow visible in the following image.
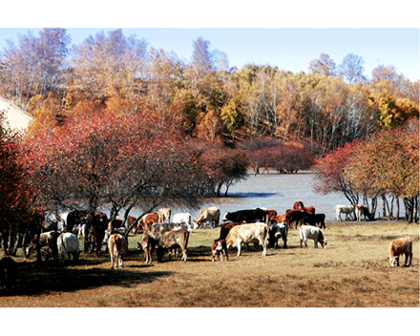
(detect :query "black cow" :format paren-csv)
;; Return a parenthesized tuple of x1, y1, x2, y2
(301, 213, 326, 229)
(222, 208, 268, 224)
(286, 210, 309, 229)
(268, 222, 288, 248)
(0, 257, 17, 290)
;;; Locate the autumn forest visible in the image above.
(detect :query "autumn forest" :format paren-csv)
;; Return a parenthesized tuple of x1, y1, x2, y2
(0, 28, 419, 241)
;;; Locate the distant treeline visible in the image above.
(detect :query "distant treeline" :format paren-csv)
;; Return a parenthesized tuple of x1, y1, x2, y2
(0, 28, 418, 153)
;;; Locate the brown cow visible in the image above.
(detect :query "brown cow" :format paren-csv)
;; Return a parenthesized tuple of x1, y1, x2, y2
(107, 218, 124, 231)
(87, 212, 109, 254)
(387, 238, 412, 267)
(157, 228, 189, 262)
(108, 233, 128, 269)
(264, 209, 278, 222)
(301, 206, 315, 215)
(293, 201, 304, 210)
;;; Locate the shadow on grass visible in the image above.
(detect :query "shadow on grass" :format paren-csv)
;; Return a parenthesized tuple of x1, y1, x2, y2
(2, 261, 173, 298)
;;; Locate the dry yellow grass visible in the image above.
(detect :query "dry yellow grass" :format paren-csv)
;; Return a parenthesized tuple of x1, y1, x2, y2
(1, 220, 418, 308)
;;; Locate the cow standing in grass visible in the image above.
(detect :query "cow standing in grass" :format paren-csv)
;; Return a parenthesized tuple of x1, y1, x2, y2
(108, 233, 128, 269)
(387, 238, 413, 267)
(299, 225, 327, 248)
(225, 223, 268, 257)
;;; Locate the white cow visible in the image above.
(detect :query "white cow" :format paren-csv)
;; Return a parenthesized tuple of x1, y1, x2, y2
(225, 222, 268, 257)
(299, 225, 327, 248)
(57, 232, 81, 266)
(193, 206, 220, 229)
(336, 205, 355, 221)
(172, 213, 192, 226)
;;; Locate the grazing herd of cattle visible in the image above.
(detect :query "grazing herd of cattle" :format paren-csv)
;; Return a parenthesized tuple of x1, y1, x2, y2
(0, 200, 413, 290)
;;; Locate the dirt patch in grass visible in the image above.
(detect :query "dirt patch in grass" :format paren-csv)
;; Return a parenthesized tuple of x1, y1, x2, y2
(1, 220, 418, 307)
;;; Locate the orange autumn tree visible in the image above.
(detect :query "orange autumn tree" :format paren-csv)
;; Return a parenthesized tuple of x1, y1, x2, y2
(344, 124, 419, 222)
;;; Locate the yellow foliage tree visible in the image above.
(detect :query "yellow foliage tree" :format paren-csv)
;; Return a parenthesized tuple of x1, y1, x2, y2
(26, 93, 64, 137)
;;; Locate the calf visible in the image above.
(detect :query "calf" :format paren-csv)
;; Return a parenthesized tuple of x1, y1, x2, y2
(225, 222, 268, 257)
(157, 228, 189, 262)
(299, 225, 327, 248)
(301, 213, 326, 229)
(387, 238, 413, 267)
(211, 239, 228, 262)
(108, 233, 128, 269)
(355, 205, 370, 222)
(0, 257, 17, 290)
(268, 222, 288, 248)
(138, 234, 156, 264)
(57, 232, 81, 265)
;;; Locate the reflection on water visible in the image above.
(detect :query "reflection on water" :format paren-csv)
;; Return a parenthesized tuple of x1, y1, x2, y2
(127, 172, 353, 222)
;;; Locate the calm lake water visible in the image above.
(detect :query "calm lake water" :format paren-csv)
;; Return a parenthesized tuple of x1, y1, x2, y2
(127, 171, 353, 223)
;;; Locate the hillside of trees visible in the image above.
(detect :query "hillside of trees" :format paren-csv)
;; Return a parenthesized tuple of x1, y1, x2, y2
(0, 28, 418, 241)
(1, 29, 418, 152)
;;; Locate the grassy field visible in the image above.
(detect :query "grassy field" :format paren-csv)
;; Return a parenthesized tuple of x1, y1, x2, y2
(1, 220, 418, 308)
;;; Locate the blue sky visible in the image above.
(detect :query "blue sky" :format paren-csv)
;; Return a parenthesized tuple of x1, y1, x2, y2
(0, 2, 419, 82)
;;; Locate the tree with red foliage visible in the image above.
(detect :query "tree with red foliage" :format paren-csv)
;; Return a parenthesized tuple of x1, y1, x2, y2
(272, 144, 314, 174)
(23, 107, 208, 249)
(312, 141, 360, 205)
(0, 112, 43, 256)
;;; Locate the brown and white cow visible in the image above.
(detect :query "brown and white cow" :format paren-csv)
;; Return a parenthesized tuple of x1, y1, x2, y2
(293, 201, 304, 210)
(157, 228, 190, 262)
(138, 213, 160, 230)
(108, 233, 128, 269)
(225, 223, 268, 257)
(193, 206, 220, 229)
(355, 205, 370, 222)
(387, 238, 413, 267)
(211, 239, 228, 262)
